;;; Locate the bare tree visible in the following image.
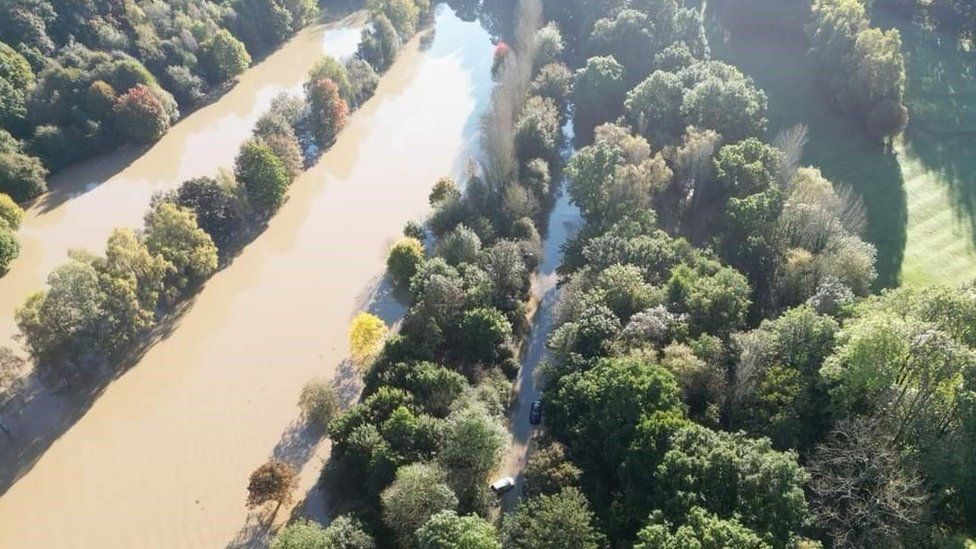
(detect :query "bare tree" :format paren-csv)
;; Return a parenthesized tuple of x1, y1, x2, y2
(247, 459, 298, 524)
(808, 418, 928, 549)
(773, 123, 808, 188)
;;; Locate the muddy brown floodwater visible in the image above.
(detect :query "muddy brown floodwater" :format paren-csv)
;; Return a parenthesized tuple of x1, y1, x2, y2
(0, 14, 363, 350)
(0, 6, 493, 547)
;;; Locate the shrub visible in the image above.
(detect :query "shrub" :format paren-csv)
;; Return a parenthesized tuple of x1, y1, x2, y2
(0, 193, 24, 229)
(299, 379, 340, 429)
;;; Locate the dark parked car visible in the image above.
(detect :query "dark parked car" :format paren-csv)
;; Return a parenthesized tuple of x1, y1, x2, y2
(529, 400, 542, 425)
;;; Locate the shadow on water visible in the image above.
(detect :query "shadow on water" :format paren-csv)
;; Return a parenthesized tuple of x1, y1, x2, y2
(0, 294, 199, 496)
(706, 15, 907, 288)
(873, 7, 976, 246)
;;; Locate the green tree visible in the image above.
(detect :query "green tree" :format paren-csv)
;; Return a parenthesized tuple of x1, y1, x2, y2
(656, 425, 810, 547)
(502, 488, 605, 549)
(0, 151, 48, 202)
(546, 356, 683, 483)
(531, 63, 573, 108)
(381, 462, 458, 546)
(681, 77, 768, 143)
(200, 29, 252, 82)
(387, 237, 425, 287)
(624, 70, 686, 144)
(435, 225, 481, 267)
(174, 176, 244, 252)
(0, 41, 35, 131)
(16, 259, 105, 373)
(455, 307, 512, 364)
(0, 222, 19, 272)
(438, 405, 506, 504)
(416, 511, 500, 549)
(358, 14, 400, 72)
(235, 138, 290, 215)
(635, 507, 769, 549)
(514, 96, 560, 164)
(0, 193, 21, 229)
(573, 56, 627, 129)
(143, 202, 218, 294)
(369, 0, 420, 39)
(523, 441, 582, 497)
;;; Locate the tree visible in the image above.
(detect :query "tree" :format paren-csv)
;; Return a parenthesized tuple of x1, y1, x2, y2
(309, 55, 353, 105)
(358, 14, 401, 72)
(369, 0, 421, 39)
(307, 77, 349, 145)
(16, 259, 106, 375)
(387, 237, 425, 287)
(236, 138, 290, 215)
(0, 151, 47, 202)
(714, 139, 782, 197)
(502, 488, 605, 549)
(174, 176, 244, 252)
(573, 56, 626, 129)
(346, 57, 380, 107)
(656, 425, 810, 547)
(681, 77, 768, 143)
(200, 29, 252, 82)
(435, 225, 481, 266)
(415, 511, 500, 549)
(271, 516, 376, 549)
(380, 462, 458, 545)
(0, 346, 26, 403)
(299, 379, 339, 429)
(0, 41, 34, 131)
(546, 356, 683, 482)
(808, 419, 926, 549)
(667, 264, 751, 337)
(514, 96, 560, 164)
(247, 459, 298, 517)
(589, 10, 657, 83)
(624, 71, 686, 144)
(531, 63, 573, 108)
(455, 307, 512, 364)
(635, 507, 769, 549)
(349, 312, 387, 365)
(523, 441, 582, 497)
(112, 84, 171, 143)
(0, 223, 18, 272)
(534, 23, 564, 71)
(143, 202, 218, 294)
(438, 405, 506, 504)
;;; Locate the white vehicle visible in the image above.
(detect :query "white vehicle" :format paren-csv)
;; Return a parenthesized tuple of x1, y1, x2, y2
(490, 476, 516, 495)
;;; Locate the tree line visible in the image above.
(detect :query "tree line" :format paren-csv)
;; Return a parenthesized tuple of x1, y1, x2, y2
(0, 0, 325, 275)
(3, 0, 420, 395)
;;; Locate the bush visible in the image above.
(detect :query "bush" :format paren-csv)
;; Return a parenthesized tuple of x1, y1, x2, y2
(299, 379, 340, 429)
(113, 84, 171, 143)
(0, 193, 24, 229)
(387, 237, 425, 287)
(0, 151, 48, 202)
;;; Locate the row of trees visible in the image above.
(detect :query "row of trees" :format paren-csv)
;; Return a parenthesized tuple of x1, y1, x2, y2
(808, 0, 910, 141)
(0, 0, 318, 208)
(515, 0, 976, 547)
(9, 2, 421, 387)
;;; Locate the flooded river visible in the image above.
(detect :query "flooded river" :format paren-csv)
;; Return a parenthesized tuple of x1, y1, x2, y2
(0, 5, 494, 547)
(0, 14, 363, 349)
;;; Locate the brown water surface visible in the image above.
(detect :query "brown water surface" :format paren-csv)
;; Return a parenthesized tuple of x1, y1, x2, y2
(0, 6, 493, 547)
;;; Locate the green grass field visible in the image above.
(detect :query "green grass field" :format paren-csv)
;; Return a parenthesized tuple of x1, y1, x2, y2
(707, 9, 976, 288)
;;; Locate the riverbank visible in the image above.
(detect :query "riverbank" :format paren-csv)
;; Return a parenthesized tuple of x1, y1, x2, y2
(0, 6, 494, 547)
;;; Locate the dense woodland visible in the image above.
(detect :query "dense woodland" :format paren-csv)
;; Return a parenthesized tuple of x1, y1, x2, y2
(266, 0, 975, 548)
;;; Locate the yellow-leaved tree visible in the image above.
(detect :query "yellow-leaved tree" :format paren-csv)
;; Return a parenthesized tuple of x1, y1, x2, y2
(349, 312, 387, 366)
